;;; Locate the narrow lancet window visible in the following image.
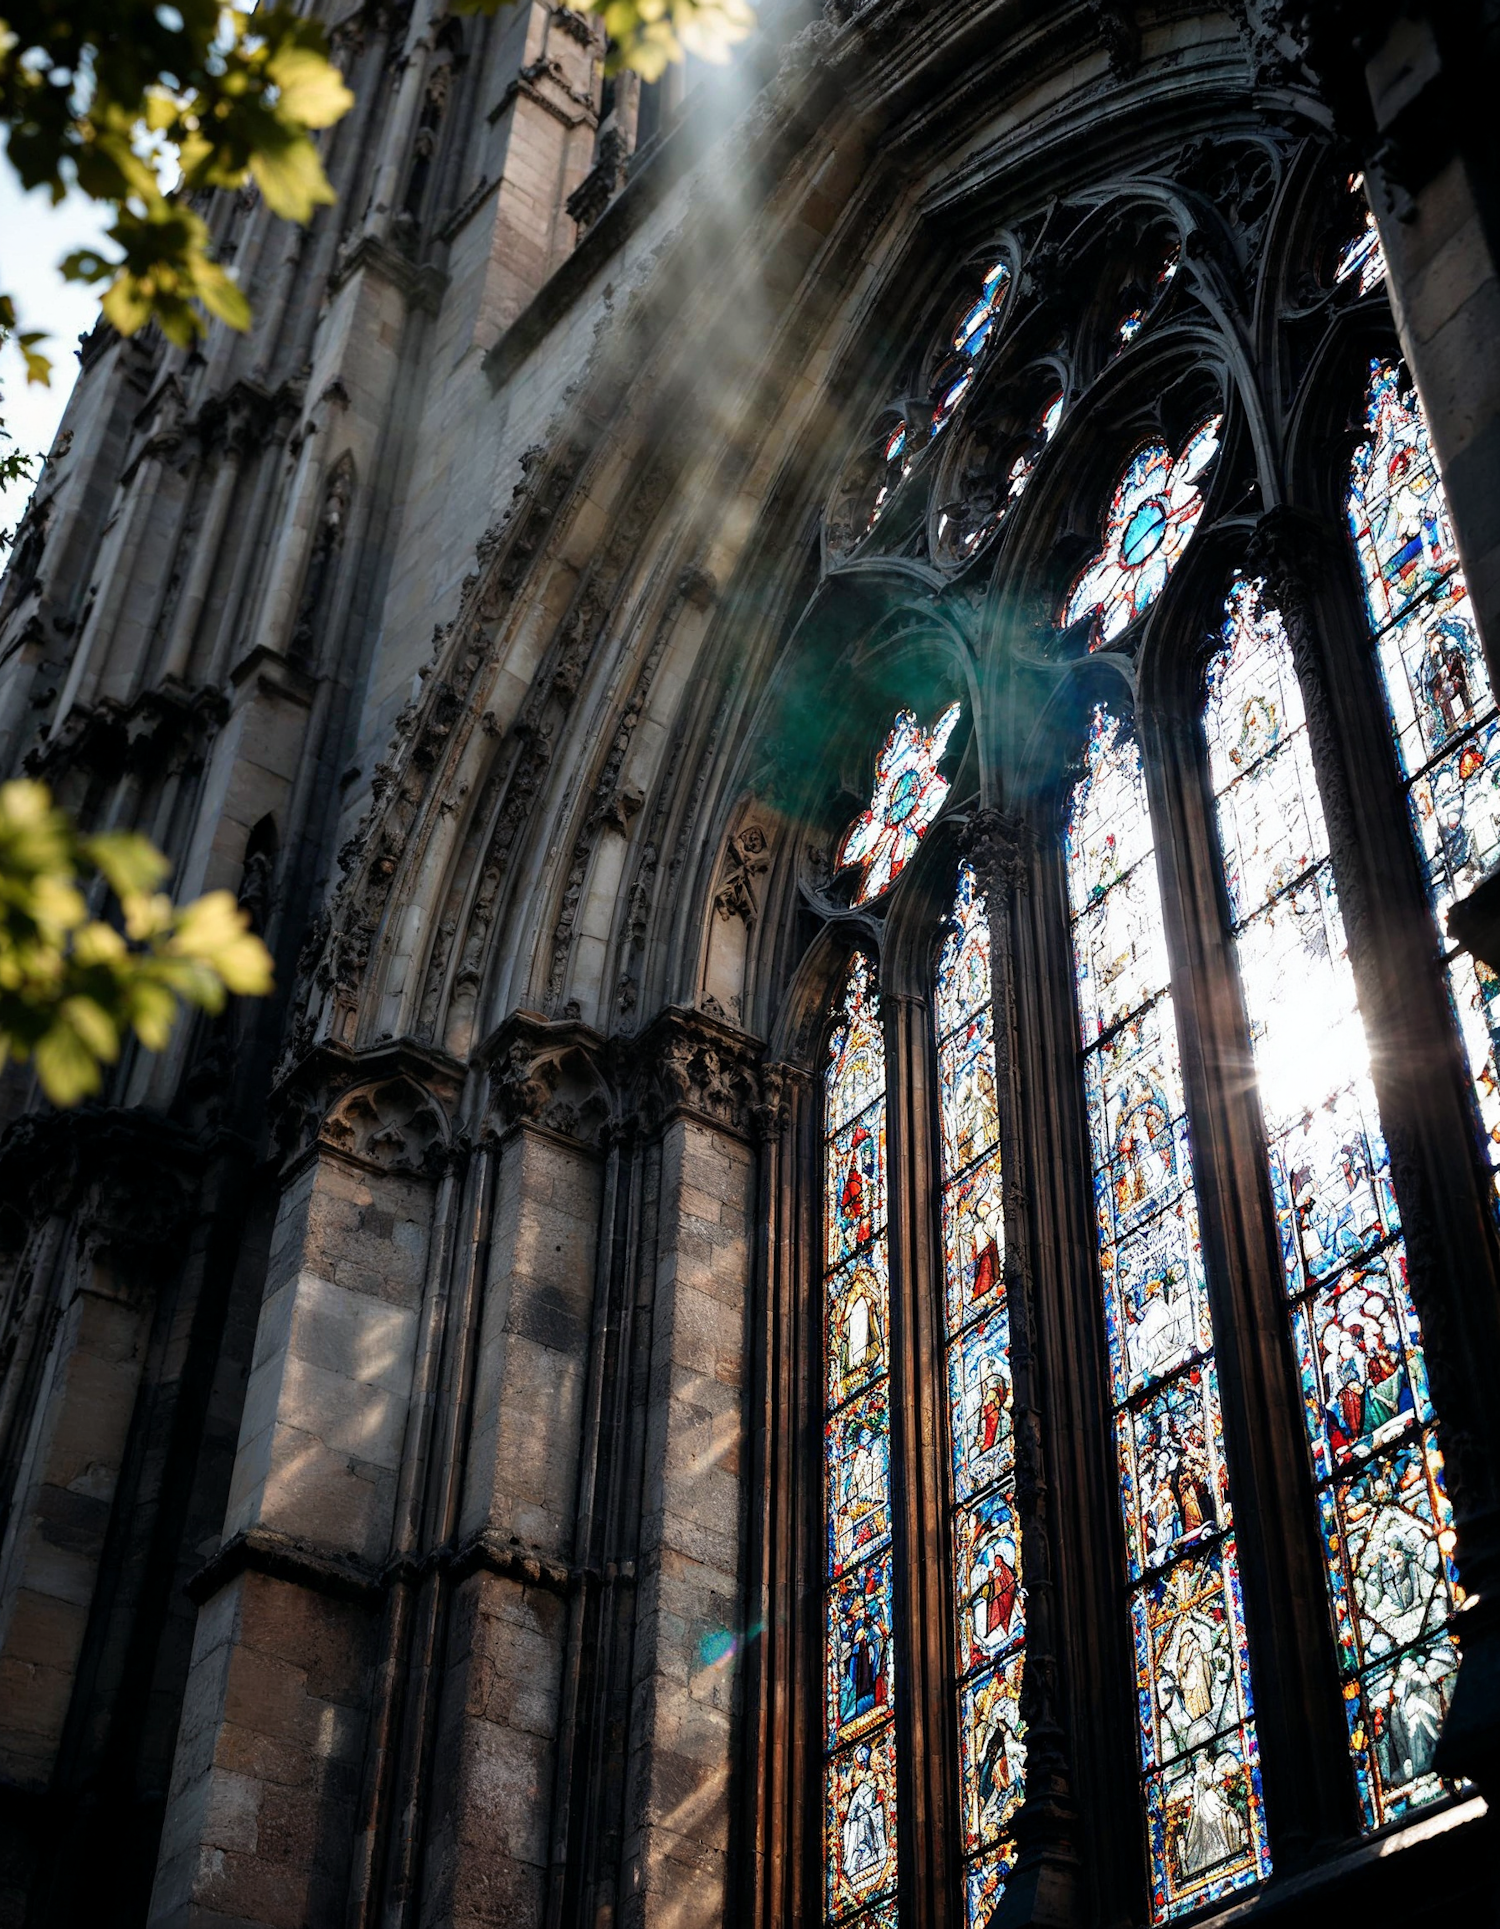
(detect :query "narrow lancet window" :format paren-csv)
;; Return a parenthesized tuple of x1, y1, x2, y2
(1205, 578, 1462, 1828)
(824, 954, 900, 1929)
(936, 862, 1024, 1927)
(1348, 358, 1500, 1202)
(1066, 707, 1271, 1920)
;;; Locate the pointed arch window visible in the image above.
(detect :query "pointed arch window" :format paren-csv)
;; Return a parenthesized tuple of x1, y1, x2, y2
(936, 862, 1025, 1926)
(824, 953, 900, 1929)
(1347, 357, 1500, 1200)
(1203, 577, 1462, 1829)
(1066, 706, 1272, 1921)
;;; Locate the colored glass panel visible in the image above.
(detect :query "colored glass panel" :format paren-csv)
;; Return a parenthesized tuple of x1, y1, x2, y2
(824, 956, 899, 1924)
(958, 1650, 1027, 1853)
(1335, 177, 1387, 295)
(826, 1727, 899, 1921)
(1205, 574, 1462, 1830)
(1061, 417, 1223, 648)
(836, 704, 962, 906)
(937, 862, 1025, 1924)
(1068, 708, 1270, 1917)
(931, 260, 1011, 437)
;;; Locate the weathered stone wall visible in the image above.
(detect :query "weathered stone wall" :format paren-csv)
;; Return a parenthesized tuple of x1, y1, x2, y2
(5, 4, 1500, 1928)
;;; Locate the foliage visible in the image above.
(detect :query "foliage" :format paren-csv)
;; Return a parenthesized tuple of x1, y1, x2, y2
(0, 779, 274, 1105)
(0, 0, 755, 384)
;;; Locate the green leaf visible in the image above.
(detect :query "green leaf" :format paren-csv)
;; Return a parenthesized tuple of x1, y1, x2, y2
(249, 132, 337, 221)
(194, 258, 252, 331)
(34, 1021, 103, 1106)
(266, 46, 355, 130)
(18, 333, 52, 385)
(87, 829, 171, 898)
(100, 273, 159, 338)
(59, 994, 121, 1063)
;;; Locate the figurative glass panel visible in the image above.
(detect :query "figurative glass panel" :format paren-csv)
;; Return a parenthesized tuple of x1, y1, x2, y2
(1062, 418, 1223, 648)
(1205, 576, 1462, 1830)
(1067, 708, 1271, 1918)
(1348, 360, 1500, 1204)
(824, 956, 900, 1928)
(837, 704, 962, 905)
(937, 863, 1026, 1926)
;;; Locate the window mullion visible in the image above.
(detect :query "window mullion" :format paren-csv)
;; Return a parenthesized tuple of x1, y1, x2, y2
(883, 987, 961, 1929)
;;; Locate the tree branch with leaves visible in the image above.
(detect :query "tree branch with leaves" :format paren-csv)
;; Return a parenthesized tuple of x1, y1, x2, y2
(0, 780, 275, 1104)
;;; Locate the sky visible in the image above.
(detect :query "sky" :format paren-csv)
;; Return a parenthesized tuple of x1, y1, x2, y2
(1, 168, 112, 540)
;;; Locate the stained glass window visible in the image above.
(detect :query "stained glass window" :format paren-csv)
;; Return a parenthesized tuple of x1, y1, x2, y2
(870, 421, 913, 532)
(1066, 707, 1271, 1919)
(1335, 177, 1387, 294)
(1348, 360, 1500, 1202)
(837, 704, 962, 905)
(937, 392, 1065, 563)
(1205, 576, 1463, 1830)
(825, 955, 900, 1929)
(936, 863, 1025, 1927)
(1062, 418, 1223, 648)
(1115, 247, 1179, 352)
(931, 261, 1012, 436)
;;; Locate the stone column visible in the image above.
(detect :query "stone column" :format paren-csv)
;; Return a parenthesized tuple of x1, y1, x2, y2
(146, 1053, 460, 1929)
(618, 1011, 760, 1929)
(412, 1016, 609, 1929)
(0, 1126, 191, 1822)
(965, 809, 1083, 1929)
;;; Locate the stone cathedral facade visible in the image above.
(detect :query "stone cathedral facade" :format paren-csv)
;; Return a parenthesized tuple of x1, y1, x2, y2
(5, 3, 1500, 1927)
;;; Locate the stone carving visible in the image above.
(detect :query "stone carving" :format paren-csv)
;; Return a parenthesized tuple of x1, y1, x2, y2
(320, 1076, 451, 1174)
(629, 1006, 765, 1137)
(486, 1011, 613, 1145)
(963, 807, 1036, 896)
(713, 824, 770, 925)
(568, 128, 630, 236)
(270, 1041, 463, 1173)
(0, 1108, 195, 1282)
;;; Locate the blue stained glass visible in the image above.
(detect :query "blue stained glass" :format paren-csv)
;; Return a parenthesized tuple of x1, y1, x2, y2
(932, 261, 1011, 436)
(826, 1102, 887, 1270)
(965, 1846, 1018, 1929)
(1104, 1195, 1213, 1403)
(1144, 1726, 1270, 1920)
(954, 1488, 1024, 1674)
(949, 1305, 1016, 1503)
(837, 705, 961, 906)
(1205, 573, 1462, 1832)
(826, 1730, 899, 1920)
(828, 1384, 893, 1577)
(828, 1552, 896, 1744)
(942, 1149, 1005, 1334)
(824, 956, 899, 1924)
(1061, 419, 1222, 647)
(826, 1247, 890, 1411)
(937, 862, 1024, 1917)
(1068, 707, 1269, 1917)
(1117, 1362, 1232, 1582)
(1133, 1539, 1255, 1773)
(1335, 177, 1387, 294)
(937, 1006, 1001, 1174)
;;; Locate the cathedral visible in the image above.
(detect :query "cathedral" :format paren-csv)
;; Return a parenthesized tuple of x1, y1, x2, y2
(5, 2, 1500, 1926)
